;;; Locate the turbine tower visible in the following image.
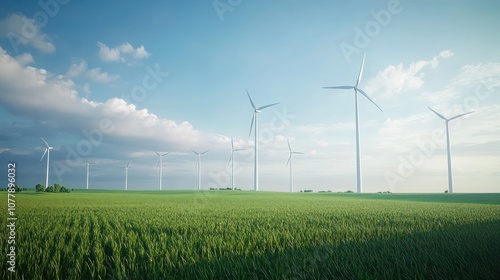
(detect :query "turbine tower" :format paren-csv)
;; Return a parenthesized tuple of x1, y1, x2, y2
(155, 152, 170, 190)
(40, 137, 53, 189)
(124, 161, 130, 191)
(247, 90, 279, 191)
(287, 139, 304, 193)
(229, 137, 245, 190)
(192, 150, 209, 190)
(86, 161, 95, 190)
(428, 107, 474, 193)
(323, 53, 382, 193)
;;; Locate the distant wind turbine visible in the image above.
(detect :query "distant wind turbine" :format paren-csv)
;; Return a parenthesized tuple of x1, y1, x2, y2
(192, 150, 209, 190)
(287, 139, 304, 193)
(247, 90, 279, 191)
(86, 161, 95, 190)
(229, 137, 245, 190)
(124, 161, 130, 191)
(428, 107, 474, 193)
(155, 152, 170, 190)
(323, 53, 382, 193)
(40, 137, 53, 189)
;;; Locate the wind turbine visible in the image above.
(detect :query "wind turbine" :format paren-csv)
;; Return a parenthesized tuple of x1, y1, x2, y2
(287, 139, 304, 193)
(40, 137, 53, 189)
(192, 150, 209, 190)
(229, 137, 245, 190)
(247, 90, 279, 191)
(428, 107, 474, 193)
(323, 53, 382, 193)
(86, 161, 95, 190)
(124, 161, 130, 191)
(155, 152, 170, 190)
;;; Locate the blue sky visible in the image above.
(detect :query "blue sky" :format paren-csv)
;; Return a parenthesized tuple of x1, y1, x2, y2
(0, 0, 499, 192)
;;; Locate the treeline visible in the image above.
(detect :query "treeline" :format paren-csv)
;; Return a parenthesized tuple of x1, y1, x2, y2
(0, 185, 27, 192)
(36, 184, 72, 193)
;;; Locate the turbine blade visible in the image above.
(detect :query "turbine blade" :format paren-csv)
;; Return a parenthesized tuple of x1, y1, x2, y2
(235, 148, 245, 151)
(246, 90, 256, 110)
(41, 137, 49, 147)
(323, 86, 354, 90)
(449, 111, 474, 121)
(161, 152, 170, 156)
(40, 148, 48, 161)
(156, 158, 160, 169)
(257, 102, 279, 111)
(287, 139, 291, 152)
(192, 150, 198, 155)
(201, 150, 209, 155)
(293, 152, 305, 155)
(155, 151, 160, 156)
(248, 114, 255, 139)
(356, 53, 366, 88)
(228, 152, 233, 165)
(286, 154, 291, 166)
(231, 137, 234, 150)
(358, 89, 383, 112)
(427, 107, 448, 121)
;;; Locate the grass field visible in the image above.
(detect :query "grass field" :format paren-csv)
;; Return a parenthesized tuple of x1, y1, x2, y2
(1, 190, 499, 279)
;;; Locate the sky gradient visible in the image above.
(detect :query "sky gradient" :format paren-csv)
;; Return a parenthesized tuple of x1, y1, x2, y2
(0, 0, 499, 193)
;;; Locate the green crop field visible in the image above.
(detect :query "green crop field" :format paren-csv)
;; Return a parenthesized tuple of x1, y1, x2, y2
(1, 190, 499, 279)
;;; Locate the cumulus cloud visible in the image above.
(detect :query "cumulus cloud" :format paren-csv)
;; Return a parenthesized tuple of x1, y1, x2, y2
(0, 13, 55, 53)
(0, 47, 199, 151)
(87, 67, 120, 83)
(365, 50, 454, 98)
(98, 42, 150, 62)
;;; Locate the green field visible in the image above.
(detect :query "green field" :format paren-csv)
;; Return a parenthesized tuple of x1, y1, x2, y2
(1, 190, 499, 279)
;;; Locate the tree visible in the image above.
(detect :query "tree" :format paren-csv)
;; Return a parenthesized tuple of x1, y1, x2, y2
(36, 184, 44, 192)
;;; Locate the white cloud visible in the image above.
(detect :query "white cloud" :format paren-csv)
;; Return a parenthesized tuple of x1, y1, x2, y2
(87, 67, 120, 83)
(0, 47, 200, 151)
(14, 53, 34, 65)
(98, 42, 150, 63)
(365, 50, 454, 98)
(0, 13, 55, 53)
(66, 60, 88, 78)
(418, 62, 500, 104)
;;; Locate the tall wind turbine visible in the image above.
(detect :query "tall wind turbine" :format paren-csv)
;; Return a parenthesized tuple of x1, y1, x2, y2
(40, 138, 53, 189)
(229, 137, 245, 190)
(287, 139, 304, 193)
(155, 152, 170, 190)
(124, 161, 130, 191)
(192, 150, 209, 190)
(247, 90, 279, 191)
(86, 161, 95, 190)
(323, 53, 382, 193)
(428, 107, 474, 193)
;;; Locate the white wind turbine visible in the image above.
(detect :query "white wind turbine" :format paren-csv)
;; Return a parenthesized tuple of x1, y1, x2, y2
(287, 139, 304, 193)
(124, 161, 130, 191)
(40, 137, 53, 189)
(247, 90, 279, 191)
(155, 152, 170, 191)
(428, 107, 474, 194)
(229, 137, 245, 190)
(323, 53, 382, 193)
(86, 161, 95, 190)
(192, 150, 209, 190)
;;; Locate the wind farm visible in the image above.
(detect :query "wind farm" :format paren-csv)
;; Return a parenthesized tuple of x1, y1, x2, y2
(1, 1, 499, 279)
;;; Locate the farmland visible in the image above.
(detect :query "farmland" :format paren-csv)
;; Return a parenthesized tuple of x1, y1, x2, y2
(1, 191, 499, 279)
